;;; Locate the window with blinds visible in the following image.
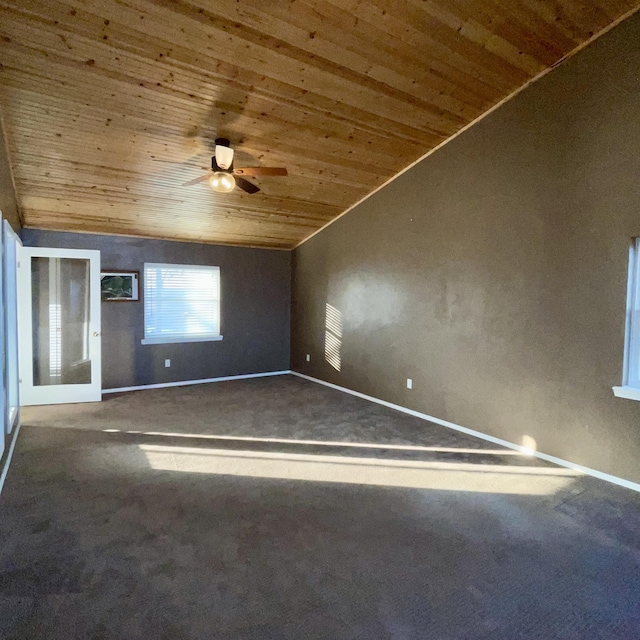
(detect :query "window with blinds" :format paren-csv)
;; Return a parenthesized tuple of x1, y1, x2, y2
(141, 263, 222, 344)
(614, 238, 640, 402)
(624, 239, 640, 389)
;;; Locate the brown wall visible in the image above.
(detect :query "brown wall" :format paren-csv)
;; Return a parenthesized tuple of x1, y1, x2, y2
(0, 116, 20, 232)
(291, 14, 640, 482)
(23, 230, 291, 389)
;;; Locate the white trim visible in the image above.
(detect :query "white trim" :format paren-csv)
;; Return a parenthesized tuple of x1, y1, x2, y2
(8, 406, 18, 432)
(613, 386, 640, 402)
(293, 6, 640, 251)
(0, 420, 21, 495)
(4, 221, 21, 431)
(291, 371, 640, 494)
(141, 335, 223, 345)
(103, 370, 291, 394)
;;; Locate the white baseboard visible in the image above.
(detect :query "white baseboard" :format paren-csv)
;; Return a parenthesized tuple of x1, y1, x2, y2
(291, 371, 640, 494)
(0, 420, 22, 495)
(103, 370, 292, 395)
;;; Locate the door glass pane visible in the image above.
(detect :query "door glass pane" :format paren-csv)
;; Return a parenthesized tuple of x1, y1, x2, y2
(31, 257, 92, 386)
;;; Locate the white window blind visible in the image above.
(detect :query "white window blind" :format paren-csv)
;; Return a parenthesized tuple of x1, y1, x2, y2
(625, 239, 640, 389)
(142, 263, 222, 345)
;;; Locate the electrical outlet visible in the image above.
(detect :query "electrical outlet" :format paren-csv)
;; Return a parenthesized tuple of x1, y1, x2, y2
(406, 378, 413, 390)
(306, 354, 310, 362)
(165, 359, 171, 368)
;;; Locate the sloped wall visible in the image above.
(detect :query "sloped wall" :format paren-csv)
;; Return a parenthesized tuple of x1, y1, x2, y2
(291, 14, 640, 482)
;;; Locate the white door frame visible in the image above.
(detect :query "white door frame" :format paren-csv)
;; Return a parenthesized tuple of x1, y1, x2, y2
(18, 247, 102, 406)
(4, 220, 20, 431)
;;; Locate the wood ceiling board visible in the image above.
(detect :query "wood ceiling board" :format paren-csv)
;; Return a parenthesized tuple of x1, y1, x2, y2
(1, 0, 639, 248)
(0, 36, 432, 164)
(11, 0, 466, 135)
(21, 203, 327, 237)
(0, 14, 447, 141)
(21, 217, 297, 249)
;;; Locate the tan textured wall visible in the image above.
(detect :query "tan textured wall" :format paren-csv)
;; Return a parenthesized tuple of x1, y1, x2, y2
(291, 14, 640, 482)
(0, 116, 20, 232)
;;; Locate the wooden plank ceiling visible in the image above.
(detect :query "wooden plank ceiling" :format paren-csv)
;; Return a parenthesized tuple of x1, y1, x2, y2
(0, 0, 638, 249)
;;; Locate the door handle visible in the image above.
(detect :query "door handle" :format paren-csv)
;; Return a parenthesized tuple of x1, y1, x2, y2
(93, 332, 101, 337)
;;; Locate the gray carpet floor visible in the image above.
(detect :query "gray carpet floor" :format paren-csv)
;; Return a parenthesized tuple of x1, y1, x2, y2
(2, 375, 640, 638)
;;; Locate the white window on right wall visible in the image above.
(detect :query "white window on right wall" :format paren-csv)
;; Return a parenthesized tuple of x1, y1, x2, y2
(614, 238, 640, 401)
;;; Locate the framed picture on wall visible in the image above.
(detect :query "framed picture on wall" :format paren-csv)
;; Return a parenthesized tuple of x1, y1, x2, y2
(101, 270, 140, 301)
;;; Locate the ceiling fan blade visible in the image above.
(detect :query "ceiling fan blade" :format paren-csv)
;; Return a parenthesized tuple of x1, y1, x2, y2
(233, 167, 288, 177)
(235, 176, 260, 194)
(181, 173, 211, 187)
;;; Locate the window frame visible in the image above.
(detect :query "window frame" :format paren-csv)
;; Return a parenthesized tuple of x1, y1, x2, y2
(141, 262, 223, 346)
(613, 238, 640, 401)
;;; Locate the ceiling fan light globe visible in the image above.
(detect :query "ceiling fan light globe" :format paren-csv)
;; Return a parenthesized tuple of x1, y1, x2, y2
(210, 172, 236, 193)
(214, 144, 234, 170)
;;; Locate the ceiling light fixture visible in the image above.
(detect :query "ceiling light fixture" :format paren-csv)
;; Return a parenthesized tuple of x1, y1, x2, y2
(214, 140, 234, 170)
(209, 172, 235, 193)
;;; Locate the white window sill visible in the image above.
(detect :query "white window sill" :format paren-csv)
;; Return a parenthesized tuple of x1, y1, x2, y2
(612, 386, 640, 402)
(141, 335, 223, 345)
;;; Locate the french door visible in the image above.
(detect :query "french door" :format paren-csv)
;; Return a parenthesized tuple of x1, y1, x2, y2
(18, 247, 102, 406)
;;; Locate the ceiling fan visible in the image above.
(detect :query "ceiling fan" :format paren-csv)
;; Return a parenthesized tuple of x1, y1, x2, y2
(181, 138, 288, 195)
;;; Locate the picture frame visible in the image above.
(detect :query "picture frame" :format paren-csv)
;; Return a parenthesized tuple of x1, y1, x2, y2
(101, 270, 140, 302)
